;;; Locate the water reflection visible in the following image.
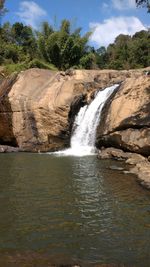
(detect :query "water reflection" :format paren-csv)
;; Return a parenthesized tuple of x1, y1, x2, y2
(72, 157, 111, 224)
(70, 156, 150, 264)
(0, 153, 149, 266)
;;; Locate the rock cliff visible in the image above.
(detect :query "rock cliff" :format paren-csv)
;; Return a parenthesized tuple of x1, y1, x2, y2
(96, 71, 150, 155)
(0, 68, 119, 152)
(0, 68, 149, 153)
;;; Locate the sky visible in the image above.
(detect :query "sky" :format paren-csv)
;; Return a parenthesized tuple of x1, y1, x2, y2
(3, 0, 150, 48)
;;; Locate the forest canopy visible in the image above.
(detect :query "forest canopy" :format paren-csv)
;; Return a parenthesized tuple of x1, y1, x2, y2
(0, 0, 149, 73)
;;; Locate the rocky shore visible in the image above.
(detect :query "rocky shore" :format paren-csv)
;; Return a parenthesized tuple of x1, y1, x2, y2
(98, 147, 150, 190)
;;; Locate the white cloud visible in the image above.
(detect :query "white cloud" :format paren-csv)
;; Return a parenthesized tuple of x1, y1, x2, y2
(112, 0, 136, 10)
(16, 1, 47, 28)
(90, 16, 147, 47)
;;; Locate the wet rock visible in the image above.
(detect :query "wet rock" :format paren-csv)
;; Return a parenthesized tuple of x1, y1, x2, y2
(98, 147, 134, 160)
(98, 147, 150, 190)
(109, 166, 124, 171)
(126, 154, 147, 165)
(129, 161, 150, 190)
(0, 145, 20, 152)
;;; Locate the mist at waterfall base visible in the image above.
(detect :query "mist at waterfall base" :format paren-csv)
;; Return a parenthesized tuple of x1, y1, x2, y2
(54, 84, 119, 156)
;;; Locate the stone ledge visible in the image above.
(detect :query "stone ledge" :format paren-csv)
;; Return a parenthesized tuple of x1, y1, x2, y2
(0, 145, 21, 153)
(98, 147, 150, 190)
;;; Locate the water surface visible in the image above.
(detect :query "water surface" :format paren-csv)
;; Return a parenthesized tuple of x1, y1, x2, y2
(0, 153, 150, 266)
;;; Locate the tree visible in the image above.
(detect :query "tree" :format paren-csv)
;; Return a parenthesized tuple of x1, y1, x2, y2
(98, 30, 150, 70)
(60, 19, 70, 34)
(46, 32, 61, 68)
(37, 22, 54, 61)
(96, 46, 107, 69)
(40, 21, 53, 39)
(80, 53, 96, 69)
(129, 30, 150, 68)
(136, 0, 150, 12)
(0, 0, 7, 25)
(11, 23, 37, 59)
(36, 19, 93, 70)
(0, 0, 5, 13)
(0, 8, 149, 72)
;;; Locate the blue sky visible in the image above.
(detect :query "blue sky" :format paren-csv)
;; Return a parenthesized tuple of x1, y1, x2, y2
(3, 0, 150, 47)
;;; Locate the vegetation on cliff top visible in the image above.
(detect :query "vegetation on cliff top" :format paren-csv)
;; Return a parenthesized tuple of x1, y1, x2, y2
(0, 0, 149, 74)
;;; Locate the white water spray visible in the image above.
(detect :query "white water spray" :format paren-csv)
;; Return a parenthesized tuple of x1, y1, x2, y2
(54, 84, 119, 156)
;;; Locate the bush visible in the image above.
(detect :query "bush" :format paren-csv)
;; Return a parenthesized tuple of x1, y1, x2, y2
(28, 59, 57, 70)
(80, 53, 95, 69)
(3, 63, 26, 75)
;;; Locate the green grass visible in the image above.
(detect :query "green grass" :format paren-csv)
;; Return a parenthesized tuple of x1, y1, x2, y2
(3, 59, 58, 76)
(3, 63, 27, 75)
(28, 59, 58, 71)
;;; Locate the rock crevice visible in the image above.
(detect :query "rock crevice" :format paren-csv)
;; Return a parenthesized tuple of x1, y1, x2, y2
(0, 68, 149, 153)
(96, 73, 150, 156)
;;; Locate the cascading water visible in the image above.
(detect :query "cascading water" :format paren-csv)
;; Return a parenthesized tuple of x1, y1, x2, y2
(55, 84, 119, 156)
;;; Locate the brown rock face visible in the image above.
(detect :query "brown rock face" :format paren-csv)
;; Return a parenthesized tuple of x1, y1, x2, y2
(0, 68, 149, 152)
(98, 128, 150, 155)
(97, 73, 150, 156)
(0, 74, 18, 146)
(1, 68, 125, 152)
(1, 69, 86, 152)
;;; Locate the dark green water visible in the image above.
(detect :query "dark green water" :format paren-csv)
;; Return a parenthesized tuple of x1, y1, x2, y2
(0, 153, 150, 266)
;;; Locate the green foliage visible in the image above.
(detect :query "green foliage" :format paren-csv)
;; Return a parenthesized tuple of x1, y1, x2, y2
(40, 21, 53, 38)
(96, 46, 107, 69)
(0, 0, 7, 25)
(80, 53, 96, 69)
(0, 15, 149, 73)
(4, 43, 22, 63)
(60, 19, 70, 34)
(36, 20, 94, 70)
(136, 0, 150, 12)
(3, 63, 27, 75)
(96, 30, 150, 70)
(11, 23, 38, 59)
(28, 59, 57, 70)
(46, 32, 61, 68)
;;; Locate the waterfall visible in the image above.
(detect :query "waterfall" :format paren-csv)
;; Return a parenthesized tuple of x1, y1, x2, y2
(54, 84, 119, 156)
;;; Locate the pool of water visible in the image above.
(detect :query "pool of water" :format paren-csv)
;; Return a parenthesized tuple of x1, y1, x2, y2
(0, 153, 149, 266)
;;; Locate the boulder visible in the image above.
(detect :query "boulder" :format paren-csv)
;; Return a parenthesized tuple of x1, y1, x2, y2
(128, 160, 150, 190)
(97, 128, 150, 156)
(97, 147, 145, 161)
(0, 145, 20, 153)
(98, 147, 150, 190)
(97, 72, 150, 156)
